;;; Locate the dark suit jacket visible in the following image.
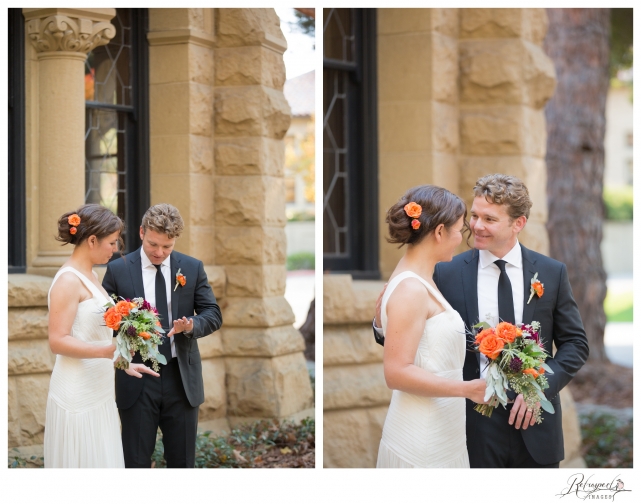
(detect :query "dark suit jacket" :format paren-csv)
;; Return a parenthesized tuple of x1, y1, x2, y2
(103, 248, 222, 410)
(433, 246, 589, 465)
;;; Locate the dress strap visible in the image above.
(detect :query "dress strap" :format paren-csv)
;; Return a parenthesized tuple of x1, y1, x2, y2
(381, 271, 448, 331)
(48, 267, 104, 308)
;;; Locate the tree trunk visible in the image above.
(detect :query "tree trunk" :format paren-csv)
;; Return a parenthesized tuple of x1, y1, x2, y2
(544, 9, 610, 362)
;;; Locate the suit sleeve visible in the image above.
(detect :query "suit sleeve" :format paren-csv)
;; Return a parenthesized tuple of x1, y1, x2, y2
(545, 263, 589, 400)
(188, 260, 222, 339)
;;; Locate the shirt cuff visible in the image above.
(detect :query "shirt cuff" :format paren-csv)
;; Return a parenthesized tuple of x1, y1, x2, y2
(372, 319, 384, 336)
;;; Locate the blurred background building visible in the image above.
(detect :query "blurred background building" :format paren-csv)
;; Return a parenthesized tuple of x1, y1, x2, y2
(7, 7, 315, 461)
(323, 7, 632, 468)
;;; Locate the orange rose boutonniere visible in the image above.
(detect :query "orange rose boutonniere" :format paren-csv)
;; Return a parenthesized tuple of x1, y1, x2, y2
(174, 268, 186, 292)
(527, 273, 544, 304)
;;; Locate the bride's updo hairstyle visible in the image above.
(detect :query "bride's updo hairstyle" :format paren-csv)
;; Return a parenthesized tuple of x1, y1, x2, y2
(386, 185, 467, 247)
(56, 204, 124, 248)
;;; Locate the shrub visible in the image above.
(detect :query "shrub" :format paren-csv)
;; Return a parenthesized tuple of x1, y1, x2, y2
(287, 252, 315, 271)
(579, 412, 633, 468)
(603, 185, 633, 221)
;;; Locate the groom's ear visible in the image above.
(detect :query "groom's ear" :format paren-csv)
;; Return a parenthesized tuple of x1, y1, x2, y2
(513, 216, 527, 233)
(139, 226, 145, 241)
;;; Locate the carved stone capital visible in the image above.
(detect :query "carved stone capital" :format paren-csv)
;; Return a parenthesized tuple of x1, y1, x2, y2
(24, 9, 116, 55)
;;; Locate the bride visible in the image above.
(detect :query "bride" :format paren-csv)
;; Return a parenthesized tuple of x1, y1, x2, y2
(376, 185, 487, 468)
(45, 204, 159, 468)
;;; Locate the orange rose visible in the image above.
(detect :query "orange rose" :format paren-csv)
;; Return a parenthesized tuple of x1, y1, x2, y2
(114, 300, 131, 317)
(404, 202, 422, 219)
(70, 227, 77, 235)
(538, 367, 545, 375)
(138, 332, 151, 340)
(104, 308, 122, 330)
(495, 322, 518, 343)
(177, 274, 186, 287)
(478, 333, 505, 359)
(475, 327, 495, 344)
(523, 368, 539, 378)
(155, 320, 161, 327)
(68, 214, 81, 226)
(411, 219, 420, 230)
(533, 281, 544, 298)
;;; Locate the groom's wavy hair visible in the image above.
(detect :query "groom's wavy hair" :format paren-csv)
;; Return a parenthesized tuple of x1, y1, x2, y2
(386, 185, 469, 247)
(473, 174, 532, 220)
(141, 203, 185, 239)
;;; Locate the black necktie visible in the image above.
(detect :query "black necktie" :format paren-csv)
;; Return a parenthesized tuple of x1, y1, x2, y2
(495, 260, 515, 325)
(154, 264, 172, 362)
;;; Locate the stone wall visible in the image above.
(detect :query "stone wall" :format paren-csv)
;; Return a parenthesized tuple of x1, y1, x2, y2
(10, 7, 313, 457)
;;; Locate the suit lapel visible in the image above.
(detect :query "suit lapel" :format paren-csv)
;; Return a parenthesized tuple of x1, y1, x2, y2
(170, 253, 181, 323)
(462, 249, 480, 329)
(129, 248, 145, 298)
(521, 245, 539, 324)
(462, 249, 481, 366)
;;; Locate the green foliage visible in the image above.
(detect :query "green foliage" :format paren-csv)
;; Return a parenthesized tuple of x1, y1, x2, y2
(610, 9, 633, 78)
(287, 211, 315, 222)
(580, 412, 633, 468)
(7, 451, 44, 468)
(152, 417, 315, 468)
(294, 10, 315, 37)
(287, 252, 315, 271)
(604, 289, 633, 322)
(603, 185, 633, 221)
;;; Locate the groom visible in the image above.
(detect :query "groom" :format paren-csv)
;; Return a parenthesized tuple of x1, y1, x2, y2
(103, 203, 222, 468)
(374, 174, 589, 468)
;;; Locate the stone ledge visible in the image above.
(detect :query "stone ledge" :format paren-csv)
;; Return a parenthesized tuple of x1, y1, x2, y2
(324, 363, 391, 411)
(323, 275, 386, 325)
(324, 326, 384, 366)
(8, 274, 52, 308)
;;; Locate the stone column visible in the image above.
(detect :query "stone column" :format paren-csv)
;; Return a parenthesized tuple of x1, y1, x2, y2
(147, 8, 228, 432)
(377, 9, 461, 278)
(458, 8, 556, 253)
(213, 9, 313, 423)
(22, 8, 116, 274)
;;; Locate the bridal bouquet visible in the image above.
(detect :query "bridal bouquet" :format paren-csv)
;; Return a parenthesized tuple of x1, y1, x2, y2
(472, 320, 554, 423)
(103, 296, 167, 372)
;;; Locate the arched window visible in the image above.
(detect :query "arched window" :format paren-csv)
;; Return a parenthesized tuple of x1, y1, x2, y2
(85, 8, 149, 254)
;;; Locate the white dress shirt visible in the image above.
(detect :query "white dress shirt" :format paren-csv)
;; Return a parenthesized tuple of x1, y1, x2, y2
(140, 250, 176, 358)
(477, 241, 524, 378)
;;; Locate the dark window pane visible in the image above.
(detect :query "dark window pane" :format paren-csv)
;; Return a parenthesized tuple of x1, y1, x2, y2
(323, 8, 354, 63)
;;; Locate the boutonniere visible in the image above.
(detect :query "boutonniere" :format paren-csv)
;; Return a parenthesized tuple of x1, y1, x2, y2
(527, 273, 544, 304)
(174, 269, 186, 291)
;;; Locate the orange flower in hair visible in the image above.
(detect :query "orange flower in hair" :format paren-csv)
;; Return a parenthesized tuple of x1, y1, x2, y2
(411, 219, 420, 230)
(70, 227, 77, 235)
(68, 214, 81, 226)
(404, 202, 422, 219)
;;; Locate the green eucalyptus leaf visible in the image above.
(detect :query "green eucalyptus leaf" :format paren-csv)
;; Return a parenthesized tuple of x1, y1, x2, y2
(540, 398, 555, 414)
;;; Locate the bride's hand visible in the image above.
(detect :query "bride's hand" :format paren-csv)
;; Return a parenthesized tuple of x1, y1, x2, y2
(103, 343, 117, 359)
(466, 379, 488, 404)
(124, 363, 160, 379)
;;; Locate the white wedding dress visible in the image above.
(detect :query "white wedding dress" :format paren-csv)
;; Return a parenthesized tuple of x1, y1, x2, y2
(377, 271, 470, 468)
(44, 267, 125, 468)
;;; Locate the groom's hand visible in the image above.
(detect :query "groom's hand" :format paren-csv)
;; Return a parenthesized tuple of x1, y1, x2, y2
(374, 283, 388, 329)
(167, 316, 194, 338)
(125, 363, 160, 379)
(509, 394, 538, 430)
